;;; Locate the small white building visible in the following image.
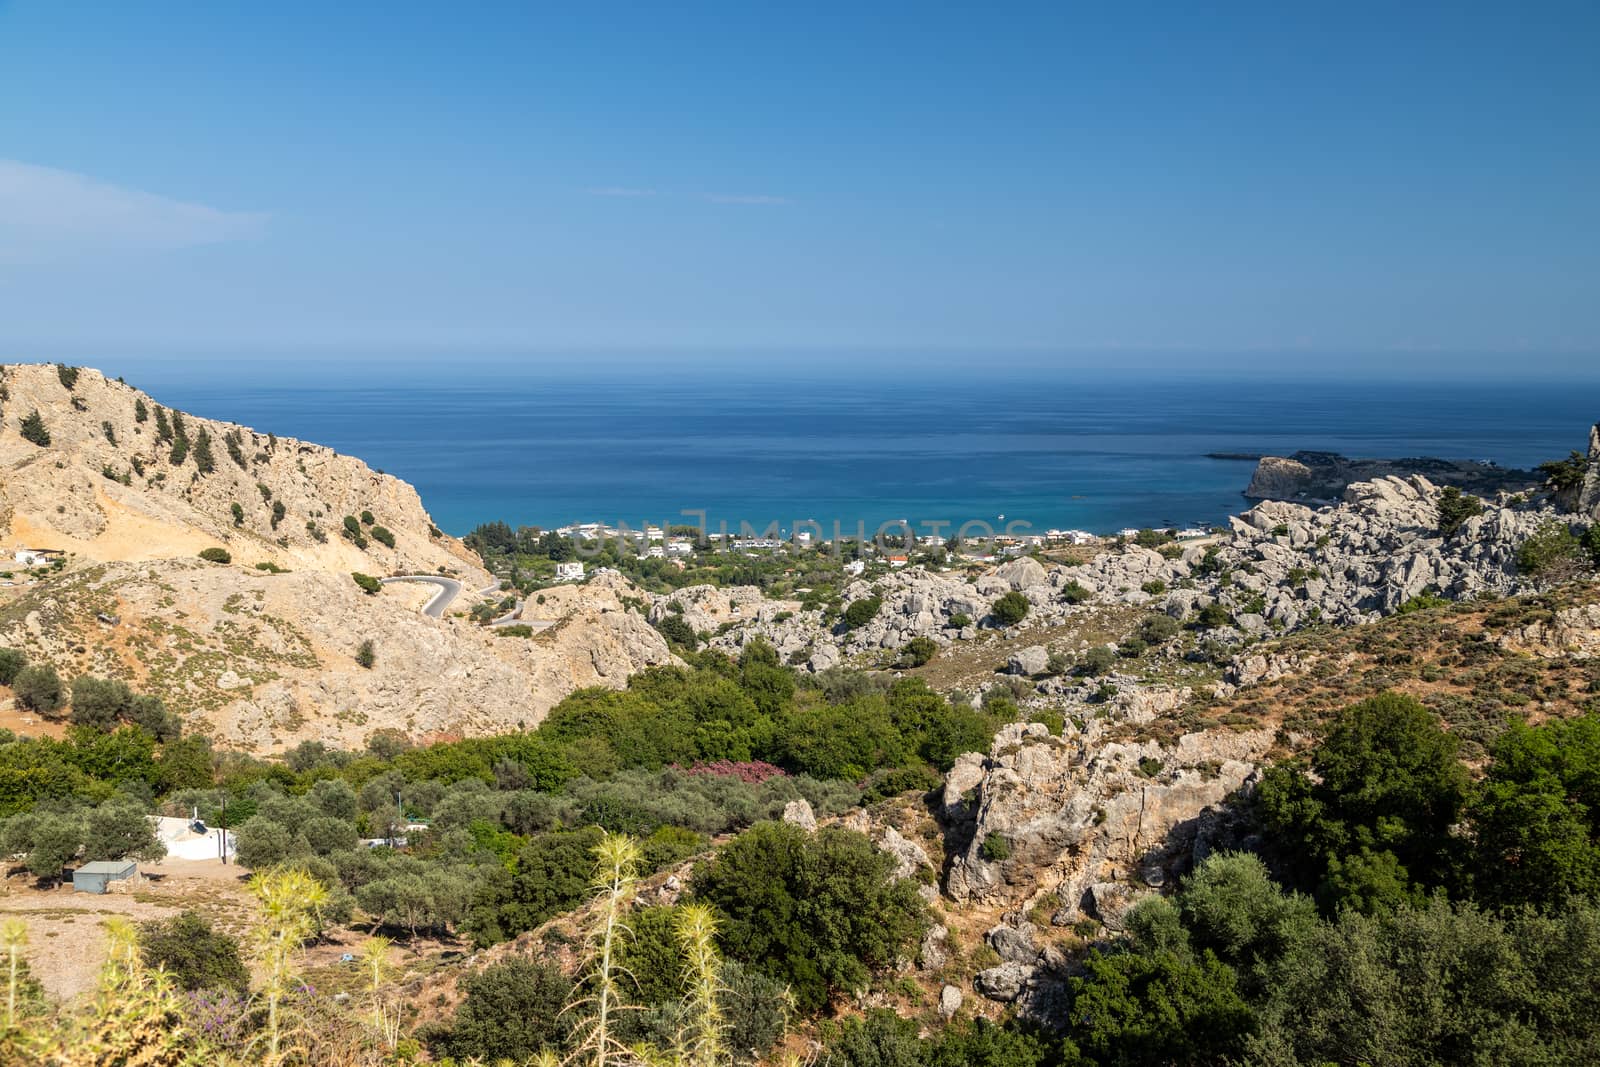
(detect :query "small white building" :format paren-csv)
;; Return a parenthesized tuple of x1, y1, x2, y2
(843, 560, 866, 577)
(1177, 528, 1209, 540)
(555, 561, 585, 581)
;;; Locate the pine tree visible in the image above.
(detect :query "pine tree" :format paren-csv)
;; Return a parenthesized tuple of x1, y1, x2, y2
(192, 428, 216, 474)
(19, 410, 49, 447)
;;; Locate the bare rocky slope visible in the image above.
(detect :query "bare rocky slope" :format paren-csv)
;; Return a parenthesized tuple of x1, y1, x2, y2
(0, 362, 486, 579)
(0, 363, 674, 751)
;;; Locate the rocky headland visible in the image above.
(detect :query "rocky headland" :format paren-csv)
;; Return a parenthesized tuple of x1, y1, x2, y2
(1241, 449, 1537, 503)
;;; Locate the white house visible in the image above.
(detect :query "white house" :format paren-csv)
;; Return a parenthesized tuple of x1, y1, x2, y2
(1177, 528, 1209, 540)
(554, 561, 585, 581)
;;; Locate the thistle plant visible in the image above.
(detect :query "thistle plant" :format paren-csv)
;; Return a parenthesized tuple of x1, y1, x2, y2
(563, 832, 644, 1067)
(65, 917, 189, 1067)
(673, 904, 726, 1067)
(358, 935, 402, 1052)
(2, 917, 26, 1033)
(248, 866, 329, 1065)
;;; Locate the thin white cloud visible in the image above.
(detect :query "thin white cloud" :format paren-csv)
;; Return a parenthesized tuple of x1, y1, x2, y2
(584, 186, 656, 198)
(0, 159, 266, 261)
(704, 193, 791, 205)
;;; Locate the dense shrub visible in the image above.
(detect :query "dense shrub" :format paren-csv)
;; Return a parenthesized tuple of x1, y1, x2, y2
(842, 596, 882, 630)
(991, 591, 1030, 625)
(352, 572, 382, 595)
(899, 636, 937, 667)
(370, 525, 395, 548)
(355, 639, 376, 669)
(425, 957, 572, 1062)
(653, 613, 698, 648)
(199, 547, 232, 564)
(139, 911, 249, 994)
(692, 821, 928, 1012)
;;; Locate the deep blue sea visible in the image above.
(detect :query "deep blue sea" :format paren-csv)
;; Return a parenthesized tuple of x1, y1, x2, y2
(136, 368, 1597, 538)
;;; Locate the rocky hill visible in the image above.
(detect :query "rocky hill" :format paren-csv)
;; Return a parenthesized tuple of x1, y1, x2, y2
(0, 363, 485, 581)
(0, 364, 677, 751)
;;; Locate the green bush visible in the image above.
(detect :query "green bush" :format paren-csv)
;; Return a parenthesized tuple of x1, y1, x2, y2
(949, 612, 973, 628)
(199, 547, 231, 564)
(991, 591, 1030, 625)
(1081, 646, 1117, 677)
(1061, 581, 1092, 604)
(842, 596, 883, 630)
(370, 525, 395, 549)
(56, 364, 79, 390)
(692, 821, 928, 1013)
(1138, 614, 1180, 644)
(134, 398, 148, 422)
(980, 833, 1012, 861)
(424, 958, 572, 1063)
(139, 911, 249, 994)
(360, 510, 375, 525)
(355, 639, 376, 669)
(653, 613, 699, 648)
(1195, 602, 1233, 629)
(12, 664, 64, 713)
(352, 572, 382, 595)
(899, 636, 938, 667)
(230, 502, 244, 527)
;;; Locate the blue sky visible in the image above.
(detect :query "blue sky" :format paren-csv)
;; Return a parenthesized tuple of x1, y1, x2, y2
(1, 1, 1597, 377)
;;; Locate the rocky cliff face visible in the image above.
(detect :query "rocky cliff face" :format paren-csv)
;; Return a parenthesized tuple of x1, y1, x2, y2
(0, 363, 486, 582)
(1581, 423, 1600, 520)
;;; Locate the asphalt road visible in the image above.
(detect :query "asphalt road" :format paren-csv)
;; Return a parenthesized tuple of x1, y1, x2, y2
(379, 575, 463, 618)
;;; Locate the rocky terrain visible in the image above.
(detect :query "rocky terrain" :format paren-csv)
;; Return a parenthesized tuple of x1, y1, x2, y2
(0, 364, 679, 750)
(1242, 448, 1536, 503)
(0, 363, 486, 580)
(694, 470, 1577, 677)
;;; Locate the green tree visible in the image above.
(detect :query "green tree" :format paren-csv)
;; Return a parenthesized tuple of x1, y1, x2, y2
(1435, 486, 1483, 537)
(18, 410, 49, 447)
(352, 572, 382, 595)
(133, 398, 148, 423)
(0, 648, 27, 686)
(355, 639, 376, 669)
(1516, 520, 1587, 580)
(199, 547, 231, 564)
(24, 815, 81, 883)
(69, 675, 134, 730)
(12, 665, 64, 714)
(230, 502, 245, 526)
(370, 525, 395, 548)
(81, 799, 165, 862)
(139, 911, 249, 994)
(56, 364, 79, 390)
(691, 821, 928, 1013)
(991, 591, 1030, 626)
(1255, 692, 1468, 910)
(191, 427, 216, 473)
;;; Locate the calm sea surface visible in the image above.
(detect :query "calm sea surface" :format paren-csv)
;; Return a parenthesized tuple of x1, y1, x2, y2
(137, 369, 1598, 538)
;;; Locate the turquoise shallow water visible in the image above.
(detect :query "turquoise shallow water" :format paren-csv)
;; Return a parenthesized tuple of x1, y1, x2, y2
(136, 368, 1597, 537)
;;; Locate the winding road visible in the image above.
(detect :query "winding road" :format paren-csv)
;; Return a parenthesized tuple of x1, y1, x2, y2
(381, 576, 555, 633)
(378, 575, 466, 618)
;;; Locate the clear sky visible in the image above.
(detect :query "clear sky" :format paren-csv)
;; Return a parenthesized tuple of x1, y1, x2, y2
(1, 1, 1597, 378)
